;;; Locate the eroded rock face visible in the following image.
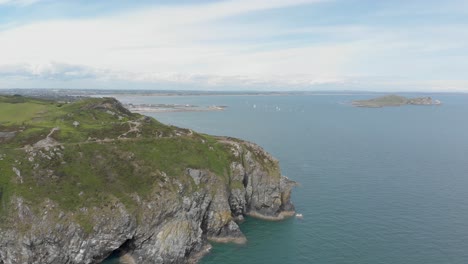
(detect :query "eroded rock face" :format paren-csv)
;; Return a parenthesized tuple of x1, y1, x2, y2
(0, 140, 295, 264)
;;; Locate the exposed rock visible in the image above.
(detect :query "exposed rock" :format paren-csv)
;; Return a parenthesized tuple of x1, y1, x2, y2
(82, 97, 132, 116)
(187, 169, 204, 185)
(118, 120, 142, 139)
(11, 167, 22, 184)
(31, 127, 61, 150)
(0, 140, 295, 264)
(0, 96, 296, 264)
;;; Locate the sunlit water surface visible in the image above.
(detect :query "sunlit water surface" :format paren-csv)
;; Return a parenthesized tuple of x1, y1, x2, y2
(104, 94, 468, 264)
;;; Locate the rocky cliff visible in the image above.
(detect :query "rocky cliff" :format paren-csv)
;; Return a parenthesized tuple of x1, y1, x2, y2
(0, 96, 295, 264)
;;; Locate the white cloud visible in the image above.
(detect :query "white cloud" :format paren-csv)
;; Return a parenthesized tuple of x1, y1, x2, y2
(0, 0, 41, 6)
(0, 61, 345, 88)
(1, 61, 467, 92)
(0, 0, 341, 86)
(0, 0, 467, 91)
(0, 62, 100, 79)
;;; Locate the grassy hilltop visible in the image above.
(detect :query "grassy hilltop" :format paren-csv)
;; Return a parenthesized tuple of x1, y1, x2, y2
(0, 95, 294, 264)
(0, 95, 273, 220)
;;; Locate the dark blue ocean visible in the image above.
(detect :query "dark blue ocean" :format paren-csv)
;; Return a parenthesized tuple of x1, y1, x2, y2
(114, 93, 468, 264)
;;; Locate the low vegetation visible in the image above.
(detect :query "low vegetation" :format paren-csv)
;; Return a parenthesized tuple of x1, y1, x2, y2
(0, 95, 238, 218)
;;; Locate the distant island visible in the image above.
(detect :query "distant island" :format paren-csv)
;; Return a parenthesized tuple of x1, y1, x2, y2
(352, 95, 442, 108)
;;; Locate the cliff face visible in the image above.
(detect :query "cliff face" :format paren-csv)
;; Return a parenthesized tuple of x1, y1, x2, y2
(0, 96, 295, 264)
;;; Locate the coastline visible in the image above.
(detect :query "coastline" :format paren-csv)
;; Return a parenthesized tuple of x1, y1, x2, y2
(125, 104, 226, 113)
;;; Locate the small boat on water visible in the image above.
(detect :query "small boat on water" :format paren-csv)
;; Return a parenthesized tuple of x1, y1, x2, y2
(295, 213, 303, 219)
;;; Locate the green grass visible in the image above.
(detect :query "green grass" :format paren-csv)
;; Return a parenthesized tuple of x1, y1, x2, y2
(0, 96, 139, 148)
(120, 137, 232, 178)
(0, 155, 13, 218)
(0, 102, 50, 124)
(0, 95, 235, 214)
(1, 136, 233, 214)
(0, 95, 279, 232)
(353, 95, 408, 107)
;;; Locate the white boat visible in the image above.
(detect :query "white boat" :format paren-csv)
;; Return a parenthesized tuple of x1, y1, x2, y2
(295, 213, 303, 219)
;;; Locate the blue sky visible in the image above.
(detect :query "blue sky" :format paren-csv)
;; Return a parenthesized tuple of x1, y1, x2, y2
(0, 0, 467, 91)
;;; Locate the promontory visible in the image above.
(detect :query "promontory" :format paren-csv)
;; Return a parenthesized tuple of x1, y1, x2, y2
(0, 95, 295, 264)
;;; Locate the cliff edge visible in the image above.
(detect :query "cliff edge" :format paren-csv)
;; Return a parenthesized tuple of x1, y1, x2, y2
(0, 96, 295, 264)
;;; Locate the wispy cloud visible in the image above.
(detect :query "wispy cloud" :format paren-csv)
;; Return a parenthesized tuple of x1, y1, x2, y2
(0, 0, 42, 6)
(0, 62, 99, 80)
(0, 0, 467, 91)
(0, 0, 336, 82)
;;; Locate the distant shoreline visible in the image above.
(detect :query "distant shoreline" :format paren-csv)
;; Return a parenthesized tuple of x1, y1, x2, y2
(92, 92, 375, 98)
(124, 103, 227, 113)
(0, 89, 464, 104)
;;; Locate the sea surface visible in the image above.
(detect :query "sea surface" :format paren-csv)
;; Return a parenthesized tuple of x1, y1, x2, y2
(110, 93, 468, 264)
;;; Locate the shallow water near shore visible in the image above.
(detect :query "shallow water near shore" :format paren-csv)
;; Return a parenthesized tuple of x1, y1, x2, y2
(107, 93, 468, 264)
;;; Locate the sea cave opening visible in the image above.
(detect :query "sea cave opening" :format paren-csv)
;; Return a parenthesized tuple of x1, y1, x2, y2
(100, 238, 135, 264)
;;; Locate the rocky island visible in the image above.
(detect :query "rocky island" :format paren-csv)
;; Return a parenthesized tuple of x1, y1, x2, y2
(352, 94, 441, 108)
(0, 95, 295, 264)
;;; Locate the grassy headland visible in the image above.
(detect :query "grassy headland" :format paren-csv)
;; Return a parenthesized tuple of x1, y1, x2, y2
(0, 95, 246, 217)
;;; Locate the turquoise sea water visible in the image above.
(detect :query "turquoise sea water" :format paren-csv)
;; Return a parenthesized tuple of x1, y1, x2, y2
(112, 93, 468, 264)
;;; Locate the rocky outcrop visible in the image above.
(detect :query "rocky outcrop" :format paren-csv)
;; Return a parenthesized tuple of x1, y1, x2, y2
(407, 97, 441, 105)
(82, 97, 133, 116)
(0, 139, 295, 264)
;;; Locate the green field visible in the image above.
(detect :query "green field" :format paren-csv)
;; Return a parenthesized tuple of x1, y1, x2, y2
(0, 95, 266, 220)
(0, 99, 51, 124)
